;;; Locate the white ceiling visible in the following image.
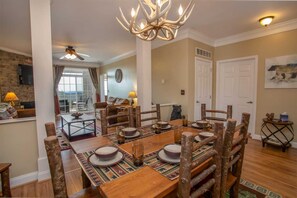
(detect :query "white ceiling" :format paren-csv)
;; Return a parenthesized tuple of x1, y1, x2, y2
(1, 0, 297, 64)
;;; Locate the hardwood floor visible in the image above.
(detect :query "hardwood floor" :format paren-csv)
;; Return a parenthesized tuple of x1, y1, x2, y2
(10, 139, 297, 197)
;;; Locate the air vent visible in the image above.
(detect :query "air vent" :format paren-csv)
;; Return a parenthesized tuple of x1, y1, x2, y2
(195, 47, 212, 58)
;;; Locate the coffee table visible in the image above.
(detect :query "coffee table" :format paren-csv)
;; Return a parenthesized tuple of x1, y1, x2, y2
(61, 114, 96, 141)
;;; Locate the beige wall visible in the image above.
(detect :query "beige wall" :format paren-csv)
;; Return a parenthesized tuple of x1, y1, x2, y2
(152, 39, 188, 116)
(0, 120, 38, 178)
(187, 39, 215, 120)
(100, 56, 136, 99)
(214, 29, 297, 140)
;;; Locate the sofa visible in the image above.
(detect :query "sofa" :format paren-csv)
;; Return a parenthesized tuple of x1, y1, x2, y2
(94, 96, 130, 120)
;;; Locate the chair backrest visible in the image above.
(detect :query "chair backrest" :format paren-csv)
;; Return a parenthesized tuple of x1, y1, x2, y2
(45, 122, 56, 137)
(100, 106, 134, 135)
(135, 104, 161, 128)
(220, 113, 250, 198)
(44, 136, 68, 198)
(178, 122, 224, 198)
(201, 103, 232, 122)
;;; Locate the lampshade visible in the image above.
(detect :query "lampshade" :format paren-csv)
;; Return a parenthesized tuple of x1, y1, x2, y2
(4, 92, 19, 106)
(128, 91, 137, 99)
(259, 16, 274, 27)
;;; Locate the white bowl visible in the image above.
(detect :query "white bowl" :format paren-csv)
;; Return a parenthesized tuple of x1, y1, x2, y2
(196, 120, 209, 128)
(95, 146, 118, 161)
(198, 132, 214, 140)
(163, 144, 181, 159)
(122, 127, 137, 136)
(157, 121, 169, 128)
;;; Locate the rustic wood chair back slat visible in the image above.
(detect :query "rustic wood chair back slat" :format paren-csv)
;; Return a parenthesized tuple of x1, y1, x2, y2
(178, 122, 224, 198)
(201, 103, 232, 122)
(135, 104, 161, 128)
(100, 107, 134, 135)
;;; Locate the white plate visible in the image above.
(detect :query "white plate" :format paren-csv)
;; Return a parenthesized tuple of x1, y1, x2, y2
(194, 136, 214, 145)
(125, 131, 141, 139)
(88, 151, 124, 167)
(152, 124, 172, 130)
(158, 149, 180, 164)
(191, 123, 203, 129)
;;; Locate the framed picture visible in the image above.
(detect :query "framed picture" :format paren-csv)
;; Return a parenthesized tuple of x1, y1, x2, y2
(265, 54, 297, 88)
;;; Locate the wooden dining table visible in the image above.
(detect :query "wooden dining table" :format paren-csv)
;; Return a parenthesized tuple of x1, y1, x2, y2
(70, 120, 209, 198)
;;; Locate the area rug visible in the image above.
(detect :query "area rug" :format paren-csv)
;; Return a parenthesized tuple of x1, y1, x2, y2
(226, 178, 282, 198)
(56, 126, 101, 151)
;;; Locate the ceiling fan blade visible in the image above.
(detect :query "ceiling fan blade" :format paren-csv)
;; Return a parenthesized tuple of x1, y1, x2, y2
(77, 52, 90, 57)
(74, 52, 84, 60)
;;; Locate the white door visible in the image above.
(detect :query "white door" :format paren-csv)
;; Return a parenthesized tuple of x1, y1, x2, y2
(216, 56, 257, 136)
(194, 58, 212, 120)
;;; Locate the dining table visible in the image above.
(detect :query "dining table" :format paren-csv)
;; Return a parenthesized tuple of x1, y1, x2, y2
(70, 119, 212, 198)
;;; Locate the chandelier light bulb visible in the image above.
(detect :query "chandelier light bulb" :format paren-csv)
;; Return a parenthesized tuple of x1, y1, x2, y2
(131, 8, 135, 17)
(157, 0, 161, 7)
(140, 22, 145, 29)
(178, 5, 183, 16)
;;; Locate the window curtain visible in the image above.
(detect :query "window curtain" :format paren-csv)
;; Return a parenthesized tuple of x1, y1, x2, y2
(88, 68, 100, 102)
(53, 65, 65, 115)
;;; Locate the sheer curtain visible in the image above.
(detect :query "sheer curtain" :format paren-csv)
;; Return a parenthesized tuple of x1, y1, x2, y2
(53, 65, 65, 115)
(88, 68, 100, 102)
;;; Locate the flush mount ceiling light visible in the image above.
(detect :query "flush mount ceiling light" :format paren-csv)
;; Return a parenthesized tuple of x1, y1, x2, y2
(259, 16, 275, 27)
(116, 0, 195, 41)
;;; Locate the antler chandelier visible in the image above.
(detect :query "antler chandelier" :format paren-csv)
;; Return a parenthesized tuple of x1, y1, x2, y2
(117, 0, 195, 41)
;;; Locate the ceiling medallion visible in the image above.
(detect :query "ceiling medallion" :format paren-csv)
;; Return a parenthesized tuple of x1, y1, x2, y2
(117, 0, 195, 41)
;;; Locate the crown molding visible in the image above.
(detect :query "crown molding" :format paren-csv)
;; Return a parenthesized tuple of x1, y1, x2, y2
(102, 50, 136, 66)
(215, 18, 297, 47)
(53, 59, 100, 67)
(0, 46, 32, 57)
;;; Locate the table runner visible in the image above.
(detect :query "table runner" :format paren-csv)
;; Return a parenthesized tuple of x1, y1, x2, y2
(144, 145, 212, 180)
(75, 148, 139, 186)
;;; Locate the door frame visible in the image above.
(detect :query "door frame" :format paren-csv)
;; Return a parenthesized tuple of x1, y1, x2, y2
(216, 55, 258, 137)
(194, 57, 213, 120)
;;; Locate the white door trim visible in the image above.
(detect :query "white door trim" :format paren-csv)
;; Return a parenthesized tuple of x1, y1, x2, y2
(216, 55, 258, 137)
(194, 57, 213, 120)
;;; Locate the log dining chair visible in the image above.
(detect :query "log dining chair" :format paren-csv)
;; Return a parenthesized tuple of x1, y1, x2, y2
(135, 104, 161, 128)
(220, 113, 250, 198)
(100, 106, 134, 135)
(201, 103, 232, 122)
(177, 122, 224, 198)
(44, 136, 100, 198)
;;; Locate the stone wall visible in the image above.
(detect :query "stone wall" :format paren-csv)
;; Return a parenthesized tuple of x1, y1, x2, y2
(0, 50, 35, 102)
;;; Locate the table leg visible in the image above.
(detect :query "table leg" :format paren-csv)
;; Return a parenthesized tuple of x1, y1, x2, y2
(81, 169, 91, 188)
(94, 119, 96, 137)
(68, 123, 71, 141)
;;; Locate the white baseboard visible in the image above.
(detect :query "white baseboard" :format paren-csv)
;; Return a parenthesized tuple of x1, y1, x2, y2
(252, 134, 297, 148)
(9, 171, 38, 188)
(38, 170, 50, 181)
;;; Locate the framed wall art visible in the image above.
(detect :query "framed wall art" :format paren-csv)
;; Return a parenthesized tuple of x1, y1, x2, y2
(265, 54, 297, 88)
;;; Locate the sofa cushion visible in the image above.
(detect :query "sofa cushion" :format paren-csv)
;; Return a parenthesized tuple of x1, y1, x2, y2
(114, 98, 129, 105)
(0, 103, 17, 120)
(107, 97, 117, 105)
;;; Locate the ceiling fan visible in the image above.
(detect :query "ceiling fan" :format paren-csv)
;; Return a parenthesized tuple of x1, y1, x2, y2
(59, 46, 90, 61)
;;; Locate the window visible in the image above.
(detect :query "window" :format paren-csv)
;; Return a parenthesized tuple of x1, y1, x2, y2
(58, 68, 94, 113)
(103, 74, 108, 96)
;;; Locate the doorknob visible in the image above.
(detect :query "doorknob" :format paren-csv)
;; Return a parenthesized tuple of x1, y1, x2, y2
(247, 101, 253, 104)
(196, 101, 200, 103)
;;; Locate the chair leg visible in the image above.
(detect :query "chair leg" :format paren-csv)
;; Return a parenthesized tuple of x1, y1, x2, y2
(1, 168, 12, 197)
(230, 180, 240, 198)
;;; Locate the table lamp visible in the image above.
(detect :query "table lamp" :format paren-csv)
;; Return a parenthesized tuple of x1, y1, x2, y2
(4, 92, 19, 106)
(128, 91, 137, 106)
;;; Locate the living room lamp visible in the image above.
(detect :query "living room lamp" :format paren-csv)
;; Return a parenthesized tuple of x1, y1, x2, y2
(128, 91, 137, 106)
(4, 92, 19, 106)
